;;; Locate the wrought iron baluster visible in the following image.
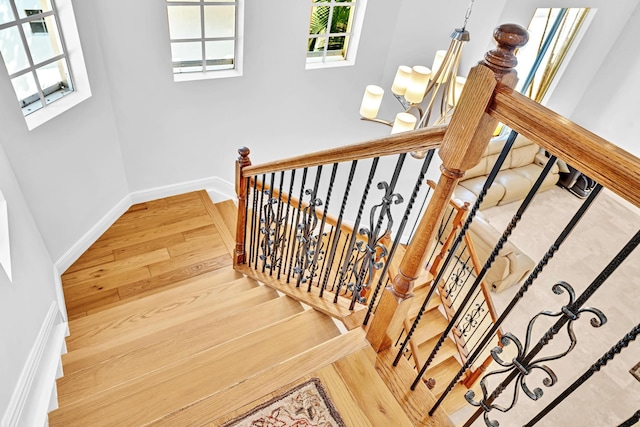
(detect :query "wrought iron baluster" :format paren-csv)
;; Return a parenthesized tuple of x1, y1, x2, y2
(457, 292, 485, 340)
(364, 150, 435, 323)
(320, 160, 358, 297)
(279, 169, 296, 280)
(287, 168, 308, 283)
(408, 182, 432, 244)
(331, 232, 350, 292)
(464, 228, 640, 427)
(254, 175, 267, 270)
(249, 178, 258, 265)
(430, 184, 603, 414)
(394, 130, 519, 367)
(412, 153, 558, 390)
(259, 173, 276, 273)
(318, 225, 334, 290)
(349, 154, 407, 310)
(294, 166, 324, 288)
(334, 157, 379, 303)
(618, 410, 640, 427)
(307, 163, 337, 291)
(525, 323, 640, 426)
(269, 171, 285, 275)
(243, 176, 249, 265)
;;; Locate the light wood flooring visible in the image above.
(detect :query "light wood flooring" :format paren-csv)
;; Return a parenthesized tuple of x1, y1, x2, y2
(50, 191, 454, 426)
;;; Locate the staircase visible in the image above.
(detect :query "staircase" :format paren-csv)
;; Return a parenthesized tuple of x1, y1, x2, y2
(49, 191, 453, 426)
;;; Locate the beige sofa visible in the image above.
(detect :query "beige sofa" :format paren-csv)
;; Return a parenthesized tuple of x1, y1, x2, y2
(453, 134, 560, 209)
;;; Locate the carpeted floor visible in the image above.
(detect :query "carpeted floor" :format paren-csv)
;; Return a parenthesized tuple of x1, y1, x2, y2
(450, 185, 640, 426)
(220, 378, 345, 427)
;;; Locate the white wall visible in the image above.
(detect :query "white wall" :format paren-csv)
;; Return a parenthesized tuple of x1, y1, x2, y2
(0, 0, 130, 263)
(0, 144, 60, 419)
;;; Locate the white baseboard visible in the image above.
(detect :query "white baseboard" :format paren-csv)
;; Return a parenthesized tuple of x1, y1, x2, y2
(1, 302, 67, 427)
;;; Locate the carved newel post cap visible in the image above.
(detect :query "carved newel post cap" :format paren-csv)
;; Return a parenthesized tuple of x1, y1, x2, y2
(238, 146, 250, 158)
(484, 23, 529, 74)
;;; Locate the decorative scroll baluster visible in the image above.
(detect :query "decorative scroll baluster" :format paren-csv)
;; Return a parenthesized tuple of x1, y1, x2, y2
(269, 171, 285, 275)
(307, 163, 338, 291)
(463, 229, 640, 427)
(278, 169, 296, 280)
(525, 322, 640, 426)
(394, 130, 518, 367)
(255, 175, 267, 270)
(334, 158, 379, 303)
(364, 150, 435, 324)
(294, 166, 324, 288)
(411, 152, 558, 390)
(429, 185, 603, 414)
(287, 168, 308, 283)
(259, 173, 276, 273)
(249, 177, 258, 265)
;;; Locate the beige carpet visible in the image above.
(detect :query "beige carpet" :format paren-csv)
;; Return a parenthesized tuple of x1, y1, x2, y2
(220, 378, 345, 427)
(449, 186, 640, 426)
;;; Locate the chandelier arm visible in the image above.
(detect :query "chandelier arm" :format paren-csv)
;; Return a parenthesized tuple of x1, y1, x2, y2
(360, 117, 394, 127)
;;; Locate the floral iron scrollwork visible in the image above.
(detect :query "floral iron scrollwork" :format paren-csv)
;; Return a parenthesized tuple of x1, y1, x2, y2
(465, 280, 607, 427)
(293, 188, 326, 286)
(343, 181, 403, 305)
(259, 190, 288, 272)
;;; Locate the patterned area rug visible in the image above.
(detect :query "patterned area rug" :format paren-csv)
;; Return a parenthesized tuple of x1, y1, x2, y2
(220, 378, 345, 427)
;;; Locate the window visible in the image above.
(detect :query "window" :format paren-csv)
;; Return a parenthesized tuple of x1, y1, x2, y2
(306, 0, 366, 69)
(166, 0, 243, 81)
(0, 0, 73, 117)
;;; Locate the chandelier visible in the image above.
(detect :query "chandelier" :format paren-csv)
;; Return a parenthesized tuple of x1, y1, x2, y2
(359, 1, 476, 144)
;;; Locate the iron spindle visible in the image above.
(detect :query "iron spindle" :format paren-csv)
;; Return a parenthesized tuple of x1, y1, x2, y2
(255, 175, 266, 270)
(318, 225, 334, 290)
(286, 168, 308, 283)
(408, 183, 432, 244)
(320, 161, 358, 297)
(464, 228, 640, 427)
(393, 130, 519, 367)
(525, 323, 640, 426)
(278, 169, 296, 280)
(331, 233, 350, 292)
(364, 150, 435, 323)
(430, 185, 603, 415)
(413, 153, 558, 390)
(334, 157, 379, 303)
(618, 410, 640, 427)
(295, 165, 323, 288)
(270, 171, 285, 275)
(249, 178, 258, 265)
(307, 163, 337, 291)
(259, 173, 276, 273)
(243, 176, 249, 265)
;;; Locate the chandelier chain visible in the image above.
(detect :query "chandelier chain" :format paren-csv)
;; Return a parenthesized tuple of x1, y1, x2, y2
(462, 0, 476, 30)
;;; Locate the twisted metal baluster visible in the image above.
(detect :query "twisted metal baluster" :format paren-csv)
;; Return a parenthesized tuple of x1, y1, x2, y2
(254, 175, 266, 270)
(430, 184, 602, 414)
(259, 173, 276, 273)
(320, 161, 357, 297)
(269, 171, 285, 275)
(249, 177, 258, 265)
(394, 130, 519, 367)
(243, 176, 249, 265)
(278, 169, 296, 280)
(331, 233, 350, 292)
(525, 322, 640, 426)
(295, 166, 324, 288)
(286, 168, 308, 283)
(364, 149, 435, 324)
(464, 229, 640, 427)
(412, 154, 558, 390)
(308, 163, 337, 290)
(618, 410, 640, 427)
(334, 158, 379, 303)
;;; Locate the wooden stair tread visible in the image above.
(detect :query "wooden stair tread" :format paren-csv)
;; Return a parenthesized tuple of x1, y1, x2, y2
(407, 307, 449, 345)
(423, 355, 464, 397)
(66, 271, 256, 349)
(417, 334, 460, 372)
(201, 192, 236, 256)
(375, 347, 454, 427)
(408, 285, 442, 320)
(57, 296, 305, 407)
(148, 328, 370, 426)
(62, 284, 278, 372)
(49, 309, 341, 426)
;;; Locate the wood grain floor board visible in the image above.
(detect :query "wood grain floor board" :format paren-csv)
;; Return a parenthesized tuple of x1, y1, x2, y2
(50, 310, 340, 426)
(110, 232, 186, 261)
(57, 296, 305, 407)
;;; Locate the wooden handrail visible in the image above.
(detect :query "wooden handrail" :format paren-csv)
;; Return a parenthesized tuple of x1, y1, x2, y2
(242, 126, 446, 177)
(489, 86, 640, 208)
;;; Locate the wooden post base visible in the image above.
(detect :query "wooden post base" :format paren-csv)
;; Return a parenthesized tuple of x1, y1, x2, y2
(366, 286, 414, 353)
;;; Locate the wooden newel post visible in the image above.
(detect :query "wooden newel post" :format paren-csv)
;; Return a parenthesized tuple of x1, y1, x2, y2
(234, 147, 251, 266)
(366, 24, 529, 352)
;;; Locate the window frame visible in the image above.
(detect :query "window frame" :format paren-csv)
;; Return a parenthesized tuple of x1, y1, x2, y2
(0, 0, 91, 130)
(166, 0, 244, 82)
(305, 0, 367, 70)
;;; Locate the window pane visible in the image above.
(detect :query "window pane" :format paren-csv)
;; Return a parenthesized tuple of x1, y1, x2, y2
(171, 41, 202, 73)
(309, 6, 329, 35)
(0, 26, 30, 74)
(36, 58, 71, 92)
(23, 15, 63, 65)
(204, 5, 234, 38)
(205, 40, 233, 70)
(11, 71, 37, 104)
(330, 6, 351, 33)
(14, 0, 52, 18)
(307, 36, 325, 54)
(327, 35, 347, 59)
(167, 5, 201, 39)
(0, 0, 15, 24)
